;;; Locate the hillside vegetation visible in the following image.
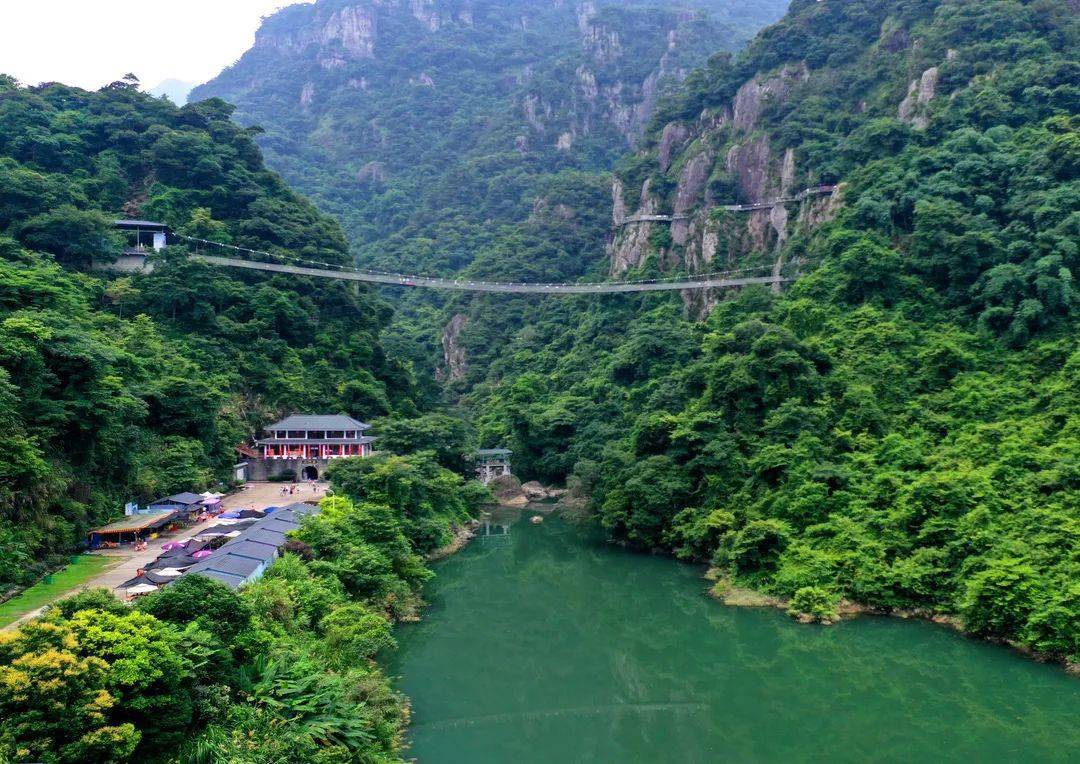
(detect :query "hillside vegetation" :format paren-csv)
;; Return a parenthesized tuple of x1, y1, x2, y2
(0, 76, 413, 592)
(0, 453, 486, 762)
(451, 0, 1079, 660)
(192, 0, 790, 399)
(199, 0, 1078, 662)
(0, 70, 494, 764)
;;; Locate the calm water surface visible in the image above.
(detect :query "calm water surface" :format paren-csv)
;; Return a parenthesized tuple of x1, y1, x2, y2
(386, 510, 1080, 763)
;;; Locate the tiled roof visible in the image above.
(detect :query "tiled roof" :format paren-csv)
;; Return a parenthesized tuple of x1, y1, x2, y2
(155, 492, 204, 506)
(264, 414, 372, 431)
(255, 436, 377, 446)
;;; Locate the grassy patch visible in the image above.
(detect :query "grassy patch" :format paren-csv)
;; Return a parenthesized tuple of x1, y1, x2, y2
(0, 555, 118, 628)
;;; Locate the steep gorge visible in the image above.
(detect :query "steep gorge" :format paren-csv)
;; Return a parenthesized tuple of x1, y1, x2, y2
(193, 0, 789, 273)
(197, 0, 1078, 666)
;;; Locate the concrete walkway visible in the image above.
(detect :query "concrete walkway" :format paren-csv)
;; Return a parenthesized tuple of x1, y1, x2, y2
(2, 483, 321, 630)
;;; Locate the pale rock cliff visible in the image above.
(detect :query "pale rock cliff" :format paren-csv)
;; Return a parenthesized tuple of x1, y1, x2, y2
(258, 4, 379, 58)
(731, 63, 808, 132)
(898, 65, 939, 130)
(440, 313, 468, 382)
(608, 60, 842, 316)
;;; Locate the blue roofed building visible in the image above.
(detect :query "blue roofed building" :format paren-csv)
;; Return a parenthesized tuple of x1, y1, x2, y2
(182, 502, 319, 589)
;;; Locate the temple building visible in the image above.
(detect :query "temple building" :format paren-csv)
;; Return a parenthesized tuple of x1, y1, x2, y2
(243, 414, 375, 481)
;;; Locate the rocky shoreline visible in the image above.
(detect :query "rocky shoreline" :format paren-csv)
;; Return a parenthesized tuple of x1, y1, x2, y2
(426, 519, 482, 562)
(704, 568, 1080, 676)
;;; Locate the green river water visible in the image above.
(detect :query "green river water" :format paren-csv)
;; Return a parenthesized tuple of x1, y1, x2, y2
(386, 510, 1080, 763)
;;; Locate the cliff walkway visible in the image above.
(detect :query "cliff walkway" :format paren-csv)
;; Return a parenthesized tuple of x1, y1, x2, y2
(178, 236, 791, 294)
(615, 185, 836, 227)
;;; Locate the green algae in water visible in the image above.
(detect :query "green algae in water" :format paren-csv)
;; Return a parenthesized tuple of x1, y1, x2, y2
(386, 516, 1080, 763)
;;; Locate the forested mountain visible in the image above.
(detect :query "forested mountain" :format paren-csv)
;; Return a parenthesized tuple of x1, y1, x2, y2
(0, 74, 491, 762)
(0, 75, 414, 591)
(193, 0, 789, 274)
(192, 0, 790, 403)
(440, 0, 1078, 659)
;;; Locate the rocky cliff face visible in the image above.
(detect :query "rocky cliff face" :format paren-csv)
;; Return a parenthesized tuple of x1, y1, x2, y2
(439, 313, 468, 382)
(255, 0, 477, 60)
(607, 9, 967, 317)
(514, 3, 722, 149)
(256, 4, 380, 59)
(193, 0, 785, 254)
(608, 59, 834, 311)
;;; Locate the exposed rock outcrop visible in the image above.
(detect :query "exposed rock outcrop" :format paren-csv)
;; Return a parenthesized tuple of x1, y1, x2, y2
(488, 475, 528, 507)
(356, 161, 387, 183)
(609, 177, 661, 275)
(410, 0, 441, 32)
(658, 122, 690, 172)
(299, 82, 316, 106)
(608, 59, 841, 316)
(671, 149, 714, 246)
(898, 66, 939, 130)
(440, 313, 468, 382)
(732, 63, 808, 133)
(259, 5, 378, 59)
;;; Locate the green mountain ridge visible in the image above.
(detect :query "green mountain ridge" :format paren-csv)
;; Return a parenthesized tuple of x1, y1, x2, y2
(191, 0, 790, 270)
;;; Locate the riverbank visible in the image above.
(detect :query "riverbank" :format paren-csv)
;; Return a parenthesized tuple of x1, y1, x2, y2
(705, 569, 1080, 676)
(427, 520, 481, 561)
(389, 513, 1080, 761)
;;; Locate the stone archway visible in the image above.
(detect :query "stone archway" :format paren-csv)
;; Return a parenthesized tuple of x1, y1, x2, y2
(301, 465, 319, 481)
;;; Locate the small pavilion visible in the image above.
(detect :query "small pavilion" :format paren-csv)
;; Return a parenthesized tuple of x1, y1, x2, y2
(475, 448, 512, 483)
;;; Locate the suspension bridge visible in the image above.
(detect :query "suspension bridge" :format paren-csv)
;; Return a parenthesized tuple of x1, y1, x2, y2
(109, 186, 838, 294)
(189, 253, 790, 294)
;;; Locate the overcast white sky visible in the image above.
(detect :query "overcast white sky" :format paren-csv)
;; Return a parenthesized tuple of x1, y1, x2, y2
(0, 0, 313, 91)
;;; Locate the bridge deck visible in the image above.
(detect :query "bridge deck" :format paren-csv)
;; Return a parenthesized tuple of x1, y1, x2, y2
(192, 255, 791, 294)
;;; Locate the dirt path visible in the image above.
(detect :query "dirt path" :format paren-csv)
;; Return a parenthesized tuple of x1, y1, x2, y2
(2, 482, 321, 630)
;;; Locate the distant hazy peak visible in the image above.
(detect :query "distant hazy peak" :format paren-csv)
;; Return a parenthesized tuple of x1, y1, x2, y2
(147, 78, 195, 105)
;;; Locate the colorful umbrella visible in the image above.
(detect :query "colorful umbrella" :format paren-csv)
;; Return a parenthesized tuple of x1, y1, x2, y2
(192, 550, 212, 559)
(161, 541, 185, 551)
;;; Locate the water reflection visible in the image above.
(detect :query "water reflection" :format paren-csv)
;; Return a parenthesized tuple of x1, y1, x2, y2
(474, 506, 518, 544)
(388, 515, 1080, 763)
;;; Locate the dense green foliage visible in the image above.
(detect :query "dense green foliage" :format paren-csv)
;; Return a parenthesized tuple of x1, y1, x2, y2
(446, 0, 1079, 660)
(0, 75, 416, 593)
(0, 453, 485, 762)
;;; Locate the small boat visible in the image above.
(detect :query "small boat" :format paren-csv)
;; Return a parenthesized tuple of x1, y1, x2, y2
(530, 515, 544, 524)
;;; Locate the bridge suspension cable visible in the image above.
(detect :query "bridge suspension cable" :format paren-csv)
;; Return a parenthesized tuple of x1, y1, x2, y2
(176, 235, 791, 294)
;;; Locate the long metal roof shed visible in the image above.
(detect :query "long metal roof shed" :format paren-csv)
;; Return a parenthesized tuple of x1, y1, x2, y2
(88, 510, 176, 538)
